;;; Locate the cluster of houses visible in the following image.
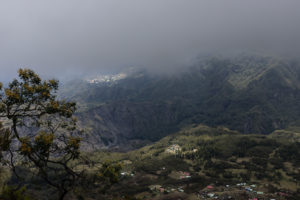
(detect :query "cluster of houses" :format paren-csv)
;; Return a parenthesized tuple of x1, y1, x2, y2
(149, 185, 185, 194)
(235, 183, 265, 196)
(179, 171, 191, 179)
(197, 185, 221, 199)
(85, 73, 127, 84)
(196, 183, 283, 199)
(146, 180, 291, 199)
(120, 171, 135, 177)
(165, 144, 182, 154)
(117, 156, 293, 199)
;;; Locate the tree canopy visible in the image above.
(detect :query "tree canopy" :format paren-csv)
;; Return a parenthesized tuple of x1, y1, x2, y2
(0, 69, 81, 200)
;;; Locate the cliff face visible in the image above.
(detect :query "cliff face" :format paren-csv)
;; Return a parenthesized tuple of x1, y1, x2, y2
(61, 55, 300, 150)
(76, 101, 189, 150)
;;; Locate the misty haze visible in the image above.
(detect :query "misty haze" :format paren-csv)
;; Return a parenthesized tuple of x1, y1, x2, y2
(0, 1, 300, 200)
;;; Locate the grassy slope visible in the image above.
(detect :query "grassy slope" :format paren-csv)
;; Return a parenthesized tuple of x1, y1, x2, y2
(84, 124, 300, 199)
(2, 125, 299, 199)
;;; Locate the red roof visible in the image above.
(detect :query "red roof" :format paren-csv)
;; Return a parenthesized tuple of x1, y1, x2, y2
(207, 185, 213, 189)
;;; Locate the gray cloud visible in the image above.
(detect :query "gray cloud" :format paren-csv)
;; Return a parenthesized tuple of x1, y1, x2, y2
(0, 0, 300, 81)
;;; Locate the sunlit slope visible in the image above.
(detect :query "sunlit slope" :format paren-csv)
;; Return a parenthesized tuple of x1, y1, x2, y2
(86, 125, 300, 199)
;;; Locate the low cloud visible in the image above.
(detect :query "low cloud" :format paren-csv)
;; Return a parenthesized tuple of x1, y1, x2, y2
(0, 0, 300, 81)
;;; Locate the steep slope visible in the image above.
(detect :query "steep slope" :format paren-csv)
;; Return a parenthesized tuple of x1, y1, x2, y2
(60, 55, 300, 149)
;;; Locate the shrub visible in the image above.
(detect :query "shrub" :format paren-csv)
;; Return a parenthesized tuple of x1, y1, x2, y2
(0, 186, 32, 200)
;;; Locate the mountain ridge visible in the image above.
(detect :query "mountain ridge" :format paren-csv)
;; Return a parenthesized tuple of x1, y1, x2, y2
(59, 54, 300, 150)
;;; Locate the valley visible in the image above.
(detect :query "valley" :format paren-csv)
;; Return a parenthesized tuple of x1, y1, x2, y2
(1, 54, 300, 200)
(59, 55, 300, 150)
(1, 1, 300, 199)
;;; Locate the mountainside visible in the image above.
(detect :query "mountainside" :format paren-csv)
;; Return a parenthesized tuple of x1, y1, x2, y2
(6, 125, 299, 199)
(59, 54, 300, 150)
(81, 125, 300, 199)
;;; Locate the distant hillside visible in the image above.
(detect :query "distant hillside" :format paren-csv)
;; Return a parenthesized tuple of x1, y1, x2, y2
(84, 125, 300, 199)
(5, 125, 300, 199)
(59, 54, 300, 149)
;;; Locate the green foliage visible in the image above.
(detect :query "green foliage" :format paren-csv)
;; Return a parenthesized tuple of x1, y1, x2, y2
(269, 157, 284, 169)
(276, 143, 300, 166)
(98, 161, 122, 184)
(0, 122, 11, 160)
(0, 69, 81, 200)
(233, 137, 257, 157)
(246, 146, 272, 158)
(96, 161, 122, 193)
(251, 157, 268, 168)
(0, 168, 11, 193)
(0, 186, 32, 200)
(196, 142, 220, 160)
(135, 156, 189, 173)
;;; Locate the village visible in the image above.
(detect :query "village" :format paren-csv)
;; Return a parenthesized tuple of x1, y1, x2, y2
(114, 143, 296, 200)
(119, 166, 292, 200)
(144, 181, 291, 200)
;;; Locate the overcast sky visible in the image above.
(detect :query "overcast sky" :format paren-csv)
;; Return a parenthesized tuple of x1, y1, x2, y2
(0, 0, 300, 81)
